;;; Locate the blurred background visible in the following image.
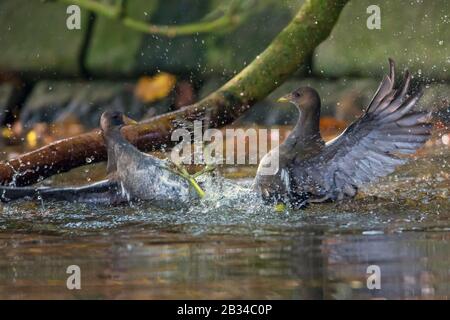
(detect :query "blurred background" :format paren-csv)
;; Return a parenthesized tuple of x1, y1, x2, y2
(0, 0, 448, 153)
(0, 0, 449, 300)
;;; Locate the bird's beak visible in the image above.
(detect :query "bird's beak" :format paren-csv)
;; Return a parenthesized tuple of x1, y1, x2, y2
(122, 115, 138, 125)
(277, 95, 290, 103)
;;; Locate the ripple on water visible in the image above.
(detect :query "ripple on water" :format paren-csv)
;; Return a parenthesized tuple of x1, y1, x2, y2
(1, 144, 449, 237)
(0, 167, 448, 238)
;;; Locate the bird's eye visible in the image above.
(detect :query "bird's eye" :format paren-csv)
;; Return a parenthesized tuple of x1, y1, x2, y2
(293, 92, 301, 98)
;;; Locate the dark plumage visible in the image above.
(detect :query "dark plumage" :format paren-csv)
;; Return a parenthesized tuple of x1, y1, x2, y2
(100, 111, 198, 206)
(0, 111, 198, 205)
(253, 59, 432, 209)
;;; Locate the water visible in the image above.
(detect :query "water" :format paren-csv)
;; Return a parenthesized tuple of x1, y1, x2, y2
(0, 144, 448, 299)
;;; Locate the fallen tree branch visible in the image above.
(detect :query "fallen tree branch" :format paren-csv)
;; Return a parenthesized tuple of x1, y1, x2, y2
(58, 0, 243, 37)
(0, 0, 349, 186)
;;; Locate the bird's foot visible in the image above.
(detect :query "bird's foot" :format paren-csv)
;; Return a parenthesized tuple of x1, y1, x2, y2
(274, 203, 286, 213)
(167, 162, 210, 199)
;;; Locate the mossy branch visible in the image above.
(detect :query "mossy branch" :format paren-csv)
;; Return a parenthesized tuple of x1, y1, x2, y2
(57, 0, 243, 37)
(0, 0, 349, 186)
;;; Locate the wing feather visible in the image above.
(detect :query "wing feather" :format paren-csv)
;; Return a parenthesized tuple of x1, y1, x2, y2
(305, 59, 432, 199)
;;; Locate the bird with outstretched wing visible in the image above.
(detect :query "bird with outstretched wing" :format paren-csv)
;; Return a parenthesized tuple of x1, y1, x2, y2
(253, 59, 433, 208)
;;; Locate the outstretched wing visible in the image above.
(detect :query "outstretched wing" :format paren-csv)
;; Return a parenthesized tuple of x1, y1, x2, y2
(303, 59, 432, 200)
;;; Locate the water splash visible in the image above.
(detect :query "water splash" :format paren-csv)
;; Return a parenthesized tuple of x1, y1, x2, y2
(0, 144, 448, 238)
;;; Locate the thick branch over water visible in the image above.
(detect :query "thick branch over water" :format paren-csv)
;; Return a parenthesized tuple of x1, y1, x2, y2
(0, 0, 349, 186)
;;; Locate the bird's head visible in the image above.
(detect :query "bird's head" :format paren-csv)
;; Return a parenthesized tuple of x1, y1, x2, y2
(277, 87, 320, 112)
(100, 111, 137, 132)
